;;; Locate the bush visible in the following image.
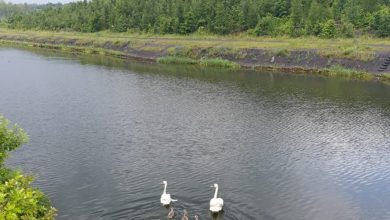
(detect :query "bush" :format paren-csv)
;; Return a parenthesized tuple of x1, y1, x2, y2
(321, 19, 337, 38)
(254, 15, 278, 36)
(0, 115, 56, 219)
(338, 20, 354, 38)
(0, 171, 57, 219)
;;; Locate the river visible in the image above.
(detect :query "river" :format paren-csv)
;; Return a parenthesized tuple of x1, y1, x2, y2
(1, 47, 390, 220)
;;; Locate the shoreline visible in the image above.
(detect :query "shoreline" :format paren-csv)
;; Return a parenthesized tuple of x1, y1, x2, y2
(1, 29, 389, 81)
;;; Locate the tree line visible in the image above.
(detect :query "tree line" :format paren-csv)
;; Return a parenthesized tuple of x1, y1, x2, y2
(0, 0, 53, 19)
(4, 0, 390, 37)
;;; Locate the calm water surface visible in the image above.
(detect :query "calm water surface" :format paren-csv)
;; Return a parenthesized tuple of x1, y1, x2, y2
(1, 48, 390, 220)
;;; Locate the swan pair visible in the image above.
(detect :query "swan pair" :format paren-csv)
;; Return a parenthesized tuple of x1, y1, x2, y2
(160, 180, 224, 213)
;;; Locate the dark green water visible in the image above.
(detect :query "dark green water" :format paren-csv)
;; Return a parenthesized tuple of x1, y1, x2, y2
(1, 47, 390, 220)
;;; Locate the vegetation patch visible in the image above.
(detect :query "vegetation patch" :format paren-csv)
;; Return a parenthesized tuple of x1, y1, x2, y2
(199, 58, 240, 69)
(157, 56, 198, 65)
(382, 73, 390, 81)
(319, 44, 375, 61)
(274, 48, 290, 57)
(0, 115, 56, 219)
(323, 65, 374, 80)
(2, 0, 390, 39)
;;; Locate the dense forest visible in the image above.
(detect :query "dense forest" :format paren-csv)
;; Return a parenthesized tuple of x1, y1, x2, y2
(2, 0, 390, 37)
(0, 0, 54, 19)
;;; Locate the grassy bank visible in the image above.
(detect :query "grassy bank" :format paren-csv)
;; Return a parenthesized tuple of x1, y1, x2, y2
(1, 28, 389, 59)
(1, 28, 389, 81)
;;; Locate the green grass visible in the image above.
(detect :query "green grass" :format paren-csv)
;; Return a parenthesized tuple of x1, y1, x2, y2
(382, 73, 390, 81)
(199, 58, 240, 69)
(274, 48, 290, 57)
(319, 44, 375, 61)
(324, 65, 373, 80)
(157, 56, 198, 64)
(157, 56, 240, 69)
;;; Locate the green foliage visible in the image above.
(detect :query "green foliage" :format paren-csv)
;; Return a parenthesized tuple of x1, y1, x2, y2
(321, 19, 337, 38)
(371, 6, 390, 37)
(290, 0, 303, 30)
(254, 15, 278, 36)
(0, 115, 28, 164)
(0, 171, 57, 220)
(0, 115, 56, 219)
(1, 0, 390, 38)
(338, 20, 355, 38)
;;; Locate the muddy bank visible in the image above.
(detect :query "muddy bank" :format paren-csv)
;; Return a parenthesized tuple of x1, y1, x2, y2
(1, 33, 389, 78)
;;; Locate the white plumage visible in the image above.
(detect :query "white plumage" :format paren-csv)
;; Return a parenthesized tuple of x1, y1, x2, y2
(209, 183, 224, 213)
(160, 181, 177, 206)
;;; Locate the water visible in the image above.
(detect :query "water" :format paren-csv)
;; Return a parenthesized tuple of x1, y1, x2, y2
(1, 47, 390, 220)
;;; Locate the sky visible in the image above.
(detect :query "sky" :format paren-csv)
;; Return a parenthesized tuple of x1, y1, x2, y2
(5, 0, 76, 4)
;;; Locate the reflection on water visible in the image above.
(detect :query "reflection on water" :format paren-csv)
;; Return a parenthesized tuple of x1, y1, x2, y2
(0, 47, 390, 220)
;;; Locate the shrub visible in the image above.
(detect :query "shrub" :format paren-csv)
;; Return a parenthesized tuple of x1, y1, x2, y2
(338, 20, 354, 38)
(0, 115, 56, 219)
(254, 15, 278, 36)
(321, 19, 337, 38)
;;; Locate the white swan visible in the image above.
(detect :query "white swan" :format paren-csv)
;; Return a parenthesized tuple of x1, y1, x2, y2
(160, 181, 177, 206)
(209, 183, 224, 213)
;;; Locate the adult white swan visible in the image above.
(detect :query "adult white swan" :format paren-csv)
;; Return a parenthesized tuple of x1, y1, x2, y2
(210, 183, 224, 213)
(160, 181, 177, 206)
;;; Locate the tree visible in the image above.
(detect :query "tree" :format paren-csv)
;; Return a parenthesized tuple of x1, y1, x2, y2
(371, 5, 390, 37)
(180, 11, 197, 34)
(0, 115, 56, 219)
(321, 19, 336, 38)
(290, 0, 304, 36)
(306, 0, 322, 35)
(1, 0, 389, 38)
(254, 15, 278, 36)
(213, 1, 230, 34)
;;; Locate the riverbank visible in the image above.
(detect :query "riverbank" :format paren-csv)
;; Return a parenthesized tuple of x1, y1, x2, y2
(1, 28, 390, 81)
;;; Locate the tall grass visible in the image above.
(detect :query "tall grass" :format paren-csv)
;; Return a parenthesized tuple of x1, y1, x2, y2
(324, 65, 373, 80)
(199, 58, 240, 69)
(382, 73, 390, 81)
(157, 56, 240, 69)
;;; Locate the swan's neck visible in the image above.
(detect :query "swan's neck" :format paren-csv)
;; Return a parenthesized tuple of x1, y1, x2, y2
(163, 183, 167, 194)
(213, 185, 218, 199)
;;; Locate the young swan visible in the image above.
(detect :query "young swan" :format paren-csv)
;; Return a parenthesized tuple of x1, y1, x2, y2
(167, 207, 175, 219)
(160, 181, 177, 206)
(209, 183, 224, 213)
(181, 209, 189, 220)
